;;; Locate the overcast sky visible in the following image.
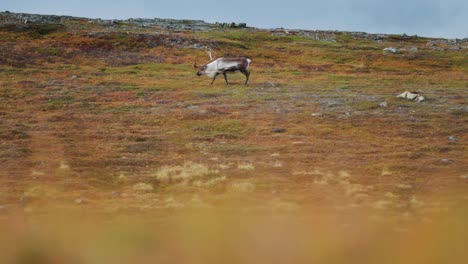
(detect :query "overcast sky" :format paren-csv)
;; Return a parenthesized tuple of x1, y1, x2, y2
(2, 0, 467, 38)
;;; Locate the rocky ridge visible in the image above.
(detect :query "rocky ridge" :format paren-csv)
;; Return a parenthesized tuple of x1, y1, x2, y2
(1, 11, 467, 49)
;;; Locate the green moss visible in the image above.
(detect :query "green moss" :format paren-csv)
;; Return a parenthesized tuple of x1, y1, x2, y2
(43, 95, 75, 110)
(193, 119, 247, 139)
(124, 141, 162, 153)
(351, 100, 379, 111)
(104, 104, 141, 113)
(212, 144, 257, 156)
(0, 129, 30, 140)
(30, 46, 65, 56)
(0, 23, 66, 37)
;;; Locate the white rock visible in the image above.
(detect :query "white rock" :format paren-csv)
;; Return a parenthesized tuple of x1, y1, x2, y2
(397, 91, 425, 102)
(383, 47, 399, 53)
(440, 158, 454, 164)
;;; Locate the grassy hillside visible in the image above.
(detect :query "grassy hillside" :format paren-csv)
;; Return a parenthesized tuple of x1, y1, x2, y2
(0, 13, 467, 263)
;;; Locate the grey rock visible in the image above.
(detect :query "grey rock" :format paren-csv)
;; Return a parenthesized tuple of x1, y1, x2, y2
(187, 105, 199, 109)
(198, 109, 209, 115)
(397, 91, 425, 102)
(299, 31, 336, 42)
(440, 158, 454, 164)
(311, 113, 323, 117)
(424, 39, 468, 50)
(450, 105, 468, 112)
(383, 47, 399, 53)
(448, 136, 457, 142)
(271, 127, 286, 133)
(426, 41, 436, 48)
(323, 99, 344, 107)
(379, 102, 388, 108)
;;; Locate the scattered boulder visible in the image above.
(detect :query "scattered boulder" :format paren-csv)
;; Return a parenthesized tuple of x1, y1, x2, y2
(322, 99, 344, 108)
(311, 112, 323, 117)
(271, 127, 286, 133)
(450, 105, 468, 113)
(397, 91, 425, 102)
(424, 39, 468, 51)
(440, 158, 454, 164)
(300, 31, 336, 42)
(383, 47, 399, 53)
(426, 41, 436, 48)
(198, 109, 209, 115)
(448, 136, 457, 143)
(379, 102, 388, 108)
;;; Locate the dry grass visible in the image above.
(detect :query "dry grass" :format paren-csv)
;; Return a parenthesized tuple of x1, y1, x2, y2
(153, 162, 222, 185)
(229, 181, 256, 193)
(0, 15, 467, 263)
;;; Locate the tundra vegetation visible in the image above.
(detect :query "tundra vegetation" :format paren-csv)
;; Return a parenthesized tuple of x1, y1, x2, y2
(0, 12, 467, 263)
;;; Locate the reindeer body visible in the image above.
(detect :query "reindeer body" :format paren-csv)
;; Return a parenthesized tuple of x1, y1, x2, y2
(195, 53, 251, 86)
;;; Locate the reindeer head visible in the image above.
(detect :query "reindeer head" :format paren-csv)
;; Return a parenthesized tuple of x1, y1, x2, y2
(193, 63, 207, 76)
(194, 47, 215, 76)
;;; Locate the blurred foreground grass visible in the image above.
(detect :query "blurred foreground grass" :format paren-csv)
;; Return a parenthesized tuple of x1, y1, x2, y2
(1, 204, 467, 264)
(1, 13, 467, 264)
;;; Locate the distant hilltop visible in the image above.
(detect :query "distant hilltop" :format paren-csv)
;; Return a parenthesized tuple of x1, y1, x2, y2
(0, 11, 248, 31)
(1, 11, 467, 45)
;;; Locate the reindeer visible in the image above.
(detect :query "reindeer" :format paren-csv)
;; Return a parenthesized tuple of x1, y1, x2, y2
(194, 47, 251, 86)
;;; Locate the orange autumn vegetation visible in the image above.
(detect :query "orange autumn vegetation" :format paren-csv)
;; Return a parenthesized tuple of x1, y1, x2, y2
(0, 16, 467, 263)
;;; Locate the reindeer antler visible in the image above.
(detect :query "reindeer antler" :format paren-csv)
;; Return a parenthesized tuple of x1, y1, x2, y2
(201, 46, 214, 60)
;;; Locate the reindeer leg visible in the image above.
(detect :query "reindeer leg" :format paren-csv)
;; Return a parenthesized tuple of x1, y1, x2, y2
(242, 70, 250, 86)
(210, 73, 219, 85)
(223, 72, 229, 86)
